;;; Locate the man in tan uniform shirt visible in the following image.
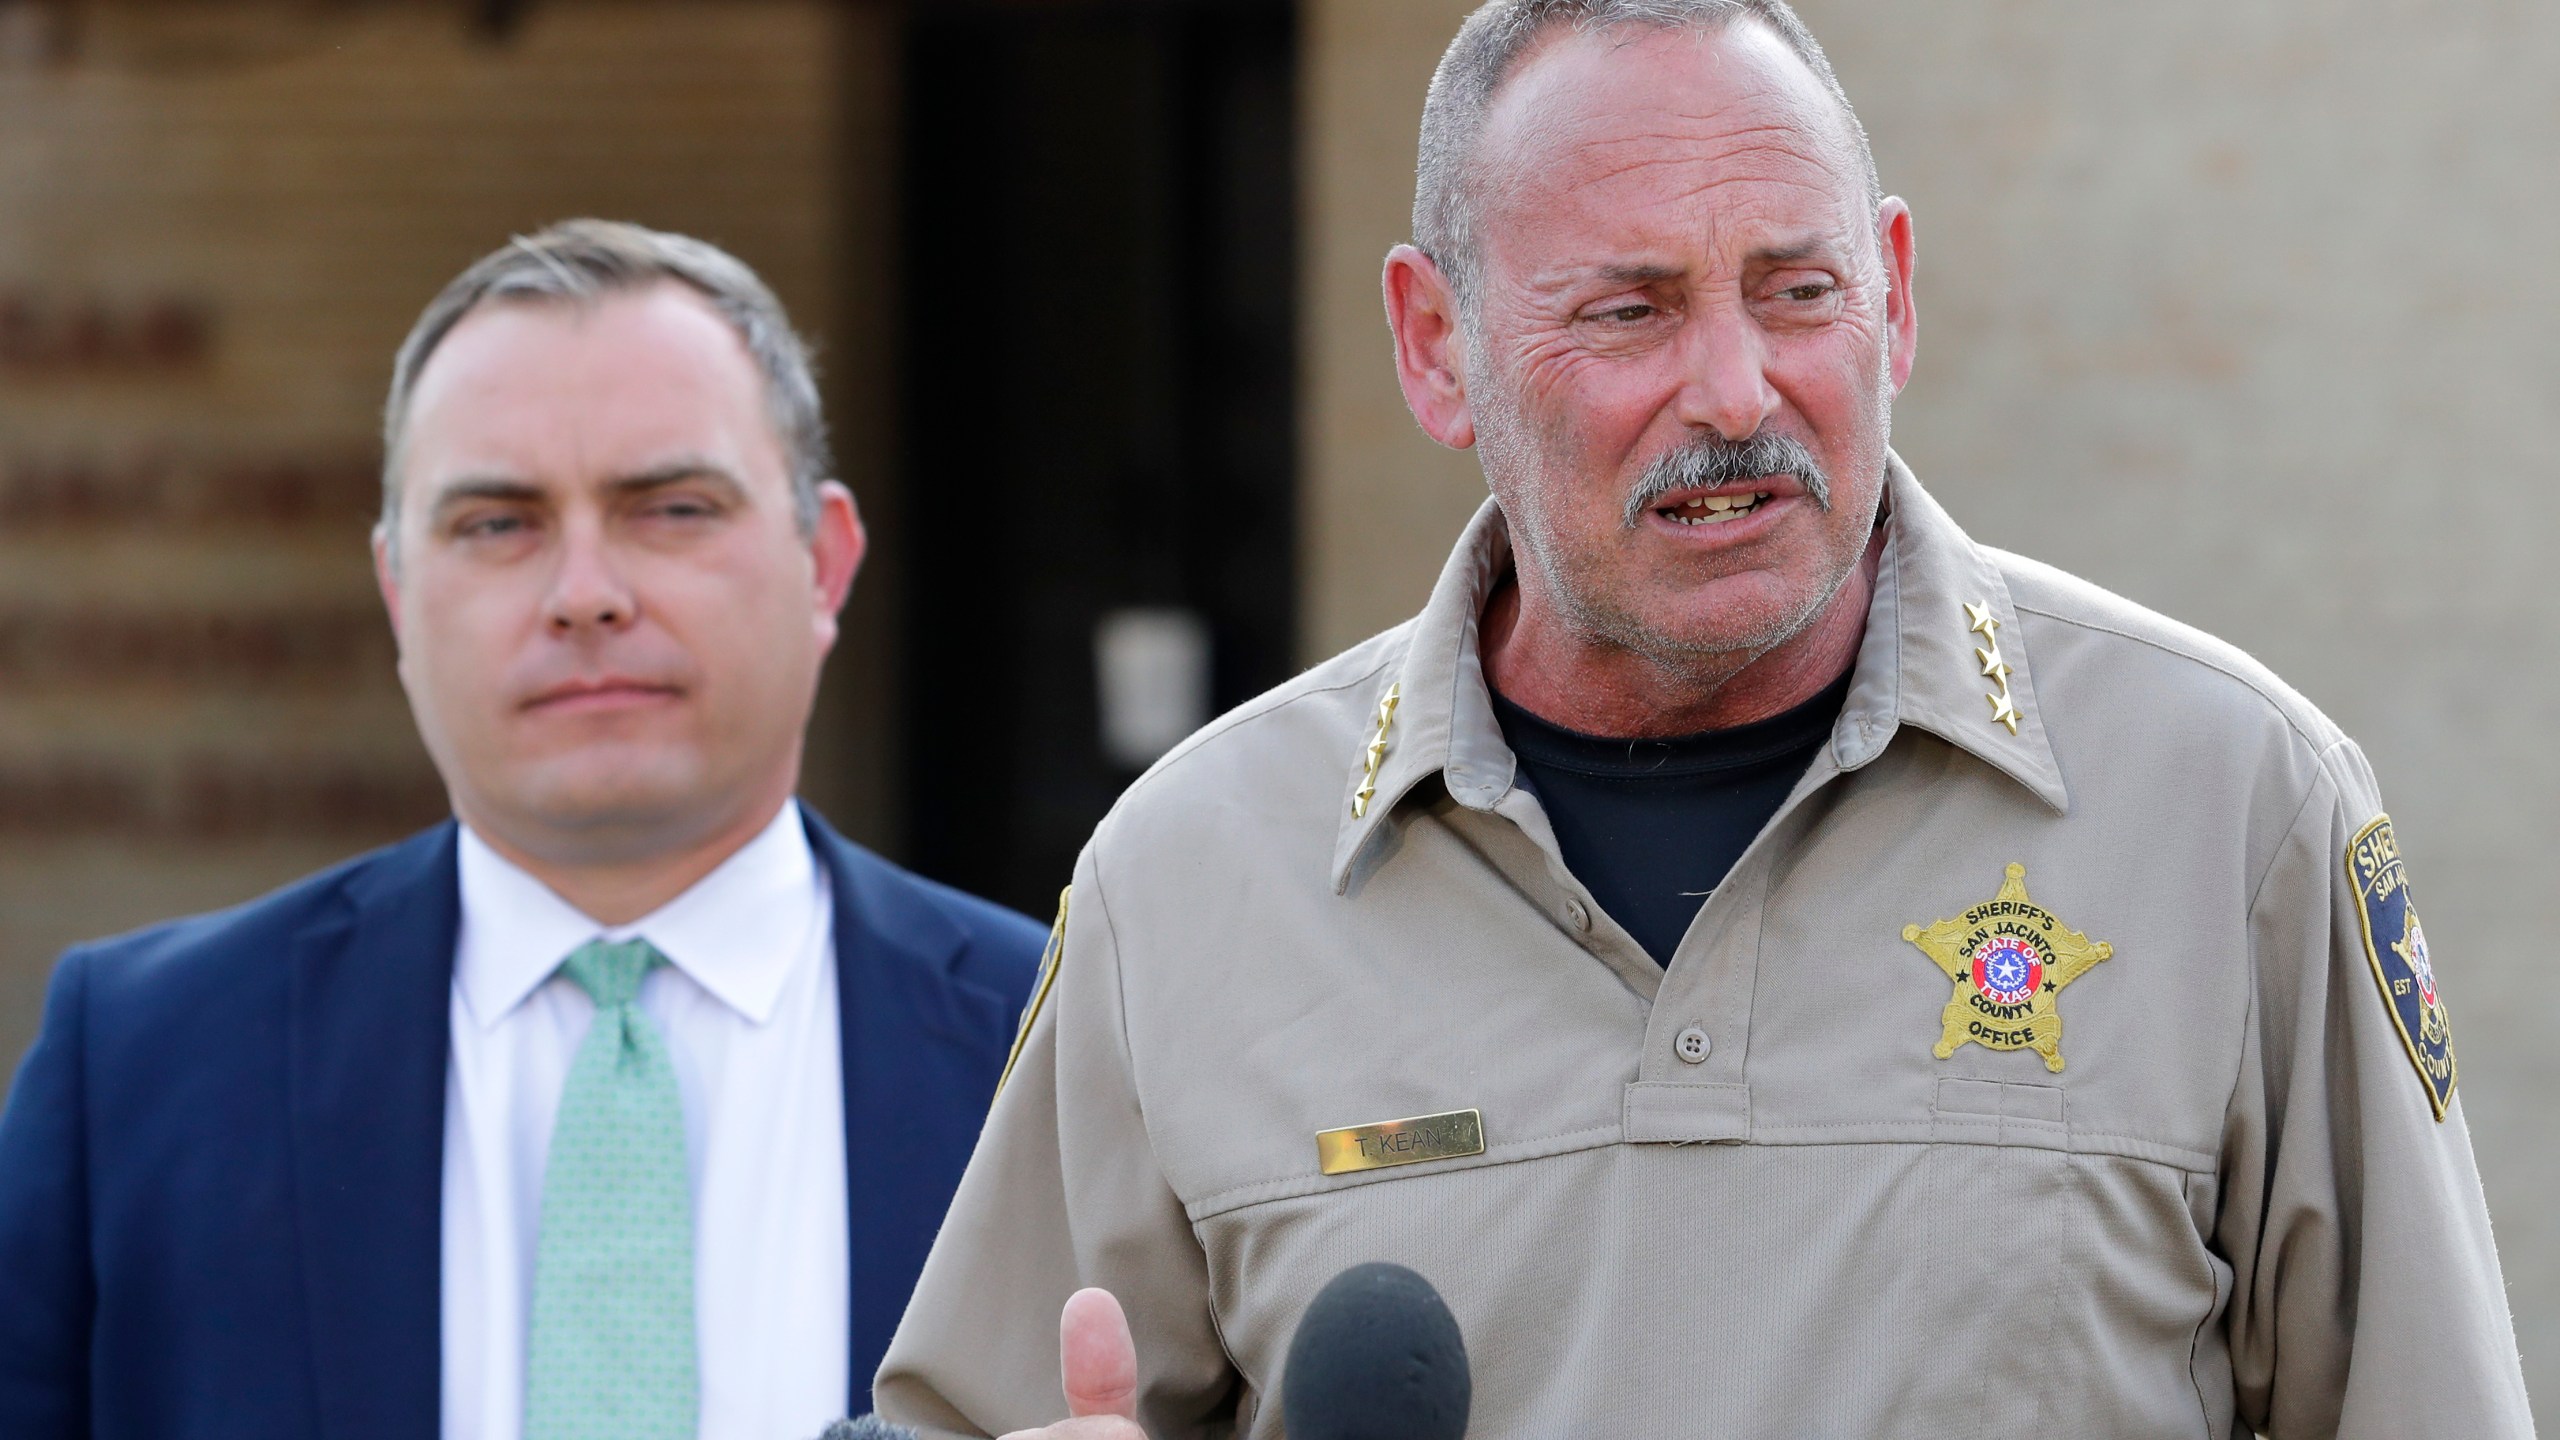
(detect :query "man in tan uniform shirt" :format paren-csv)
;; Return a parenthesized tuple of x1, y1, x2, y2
(873, 2, 2534, 1435)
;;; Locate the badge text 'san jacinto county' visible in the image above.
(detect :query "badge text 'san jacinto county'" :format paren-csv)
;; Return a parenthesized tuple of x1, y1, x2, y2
(1904, 862, 2113, 1073)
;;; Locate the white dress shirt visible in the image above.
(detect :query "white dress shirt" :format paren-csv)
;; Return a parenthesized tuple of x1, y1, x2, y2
(440, 801, 850, 1440)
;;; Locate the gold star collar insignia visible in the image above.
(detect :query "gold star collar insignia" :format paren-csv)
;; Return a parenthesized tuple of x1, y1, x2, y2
(1967, 600, 2022, 735)
(1350, 683, 1400, 819)
(1903, 863, 2113, 1072)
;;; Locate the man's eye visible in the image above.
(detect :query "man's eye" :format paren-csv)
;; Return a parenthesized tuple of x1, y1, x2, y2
(1587, 303, 1656, 324)
(1782, 283, 1833, 302)
(458, 514, 525, 538)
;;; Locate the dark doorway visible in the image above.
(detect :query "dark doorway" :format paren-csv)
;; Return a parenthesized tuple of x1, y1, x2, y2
(897, 0, 1299, 917)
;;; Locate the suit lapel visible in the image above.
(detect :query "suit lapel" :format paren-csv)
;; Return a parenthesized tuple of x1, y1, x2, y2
(810, 813, 1017, 1415)
(287, 826, 459, 1440)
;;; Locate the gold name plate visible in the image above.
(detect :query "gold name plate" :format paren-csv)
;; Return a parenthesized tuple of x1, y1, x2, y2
(1315, 1108, 1485, 1176)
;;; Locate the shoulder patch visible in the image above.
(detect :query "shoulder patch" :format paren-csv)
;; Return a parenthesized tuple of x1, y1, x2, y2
(994, 886, 1070, 1102)
(2347, 816, 2456, 1120)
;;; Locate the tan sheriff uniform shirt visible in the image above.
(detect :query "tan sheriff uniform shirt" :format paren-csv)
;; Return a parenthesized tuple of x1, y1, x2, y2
(879, 458, 2531, 1438)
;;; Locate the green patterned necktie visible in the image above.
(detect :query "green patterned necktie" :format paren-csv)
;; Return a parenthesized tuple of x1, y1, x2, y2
(525, 938, 698, 1440)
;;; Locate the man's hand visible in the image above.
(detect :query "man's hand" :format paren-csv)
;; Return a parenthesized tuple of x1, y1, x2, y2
(996, 1288, 1145, 1439)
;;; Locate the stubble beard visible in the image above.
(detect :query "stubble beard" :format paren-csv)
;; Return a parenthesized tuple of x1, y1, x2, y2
(1472, 348, 1896, 673)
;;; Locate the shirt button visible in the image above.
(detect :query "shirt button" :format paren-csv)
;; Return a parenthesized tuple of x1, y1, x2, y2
(1675, 1026, 1711, 1064)
(1565, 898, 1591, 933)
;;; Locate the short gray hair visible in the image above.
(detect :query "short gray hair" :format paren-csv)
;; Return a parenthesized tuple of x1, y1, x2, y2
(379, 219, 831, 538)
(1415, 0, 1881, 311)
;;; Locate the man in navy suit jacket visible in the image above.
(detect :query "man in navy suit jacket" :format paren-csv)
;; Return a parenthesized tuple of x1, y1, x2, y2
(0, 222, 1046, 1440)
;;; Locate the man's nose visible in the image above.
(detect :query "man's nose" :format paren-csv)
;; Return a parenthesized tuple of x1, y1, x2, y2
(1673, 303, 1781, 442)
(544, 523, 639, 634)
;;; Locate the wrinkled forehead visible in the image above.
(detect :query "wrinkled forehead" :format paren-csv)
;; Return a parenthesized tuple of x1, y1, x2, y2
(1474, 19, 1871, 260)
(393, 284, 787, 505)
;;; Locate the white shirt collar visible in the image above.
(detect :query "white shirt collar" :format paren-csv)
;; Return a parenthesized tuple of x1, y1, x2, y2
(454, 800, 824, 1031)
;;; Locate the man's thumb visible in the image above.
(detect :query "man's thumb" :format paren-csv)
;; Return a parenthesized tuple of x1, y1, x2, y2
(1059, 1287, 1139, 1420)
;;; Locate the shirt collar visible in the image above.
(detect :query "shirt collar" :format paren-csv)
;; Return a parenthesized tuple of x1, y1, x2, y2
(1838, 455, 2069, 810)
(1329, 451, 2067, 892)
(455, 799, 823, 1030)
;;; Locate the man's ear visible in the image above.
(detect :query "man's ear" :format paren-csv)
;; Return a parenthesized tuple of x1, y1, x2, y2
(1877, 197, 1918, 393)
(372, 520, 404, 637)
(809, 480, 866, 653)
(1383, 245, 1477, 450)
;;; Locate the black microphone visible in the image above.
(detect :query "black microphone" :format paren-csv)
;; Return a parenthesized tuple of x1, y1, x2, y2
(815, 1418, 917, 1440)
(1281, 1261, 1471, 1440)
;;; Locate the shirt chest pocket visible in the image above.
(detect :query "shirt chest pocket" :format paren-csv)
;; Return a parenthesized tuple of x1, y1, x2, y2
(1931, 1076, 2068, 1146)
(1914, 1076, 2076, 1437)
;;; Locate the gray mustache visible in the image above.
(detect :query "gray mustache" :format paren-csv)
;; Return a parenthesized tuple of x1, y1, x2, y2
(1623, 431, 1832, 527)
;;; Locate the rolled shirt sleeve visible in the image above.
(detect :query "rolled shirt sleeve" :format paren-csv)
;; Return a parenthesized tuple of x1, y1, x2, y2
(2219, 739, 2531, 1437)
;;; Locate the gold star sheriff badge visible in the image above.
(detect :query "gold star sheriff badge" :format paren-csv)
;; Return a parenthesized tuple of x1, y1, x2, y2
(1904, 863, 2112, 1072)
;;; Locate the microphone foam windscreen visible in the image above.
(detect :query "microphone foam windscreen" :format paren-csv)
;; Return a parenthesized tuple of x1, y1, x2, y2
(1281, 1261, 1471, 1440)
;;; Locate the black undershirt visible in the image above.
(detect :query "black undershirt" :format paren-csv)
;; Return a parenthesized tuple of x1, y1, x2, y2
(1491, 672, 1852, 967)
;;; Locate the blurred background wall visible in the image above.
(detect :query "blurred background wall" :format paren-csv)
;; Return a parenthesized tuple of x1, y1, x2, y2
(0, 0, 2551, 1420)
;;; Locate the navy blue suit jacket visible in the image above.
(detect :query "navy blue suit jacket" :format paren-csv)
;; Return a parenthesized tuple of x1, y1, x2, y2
(0, 809, 1046, 1440)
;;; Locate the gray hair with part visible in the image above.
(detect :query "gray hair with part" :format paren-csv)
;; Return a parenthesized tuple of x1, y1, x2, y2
(378, 218, 831, 541)
(1413, 0, 1881, 314)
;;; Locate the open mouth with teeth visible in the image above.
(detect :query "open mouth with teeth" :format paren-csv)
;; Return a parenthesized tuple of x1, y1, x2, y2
(1663, 491, 1771, 525)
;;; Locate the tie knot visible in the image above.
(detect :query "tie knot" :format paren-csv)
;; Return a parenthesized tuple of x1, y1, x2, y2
(560, 937, 663, 1011)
